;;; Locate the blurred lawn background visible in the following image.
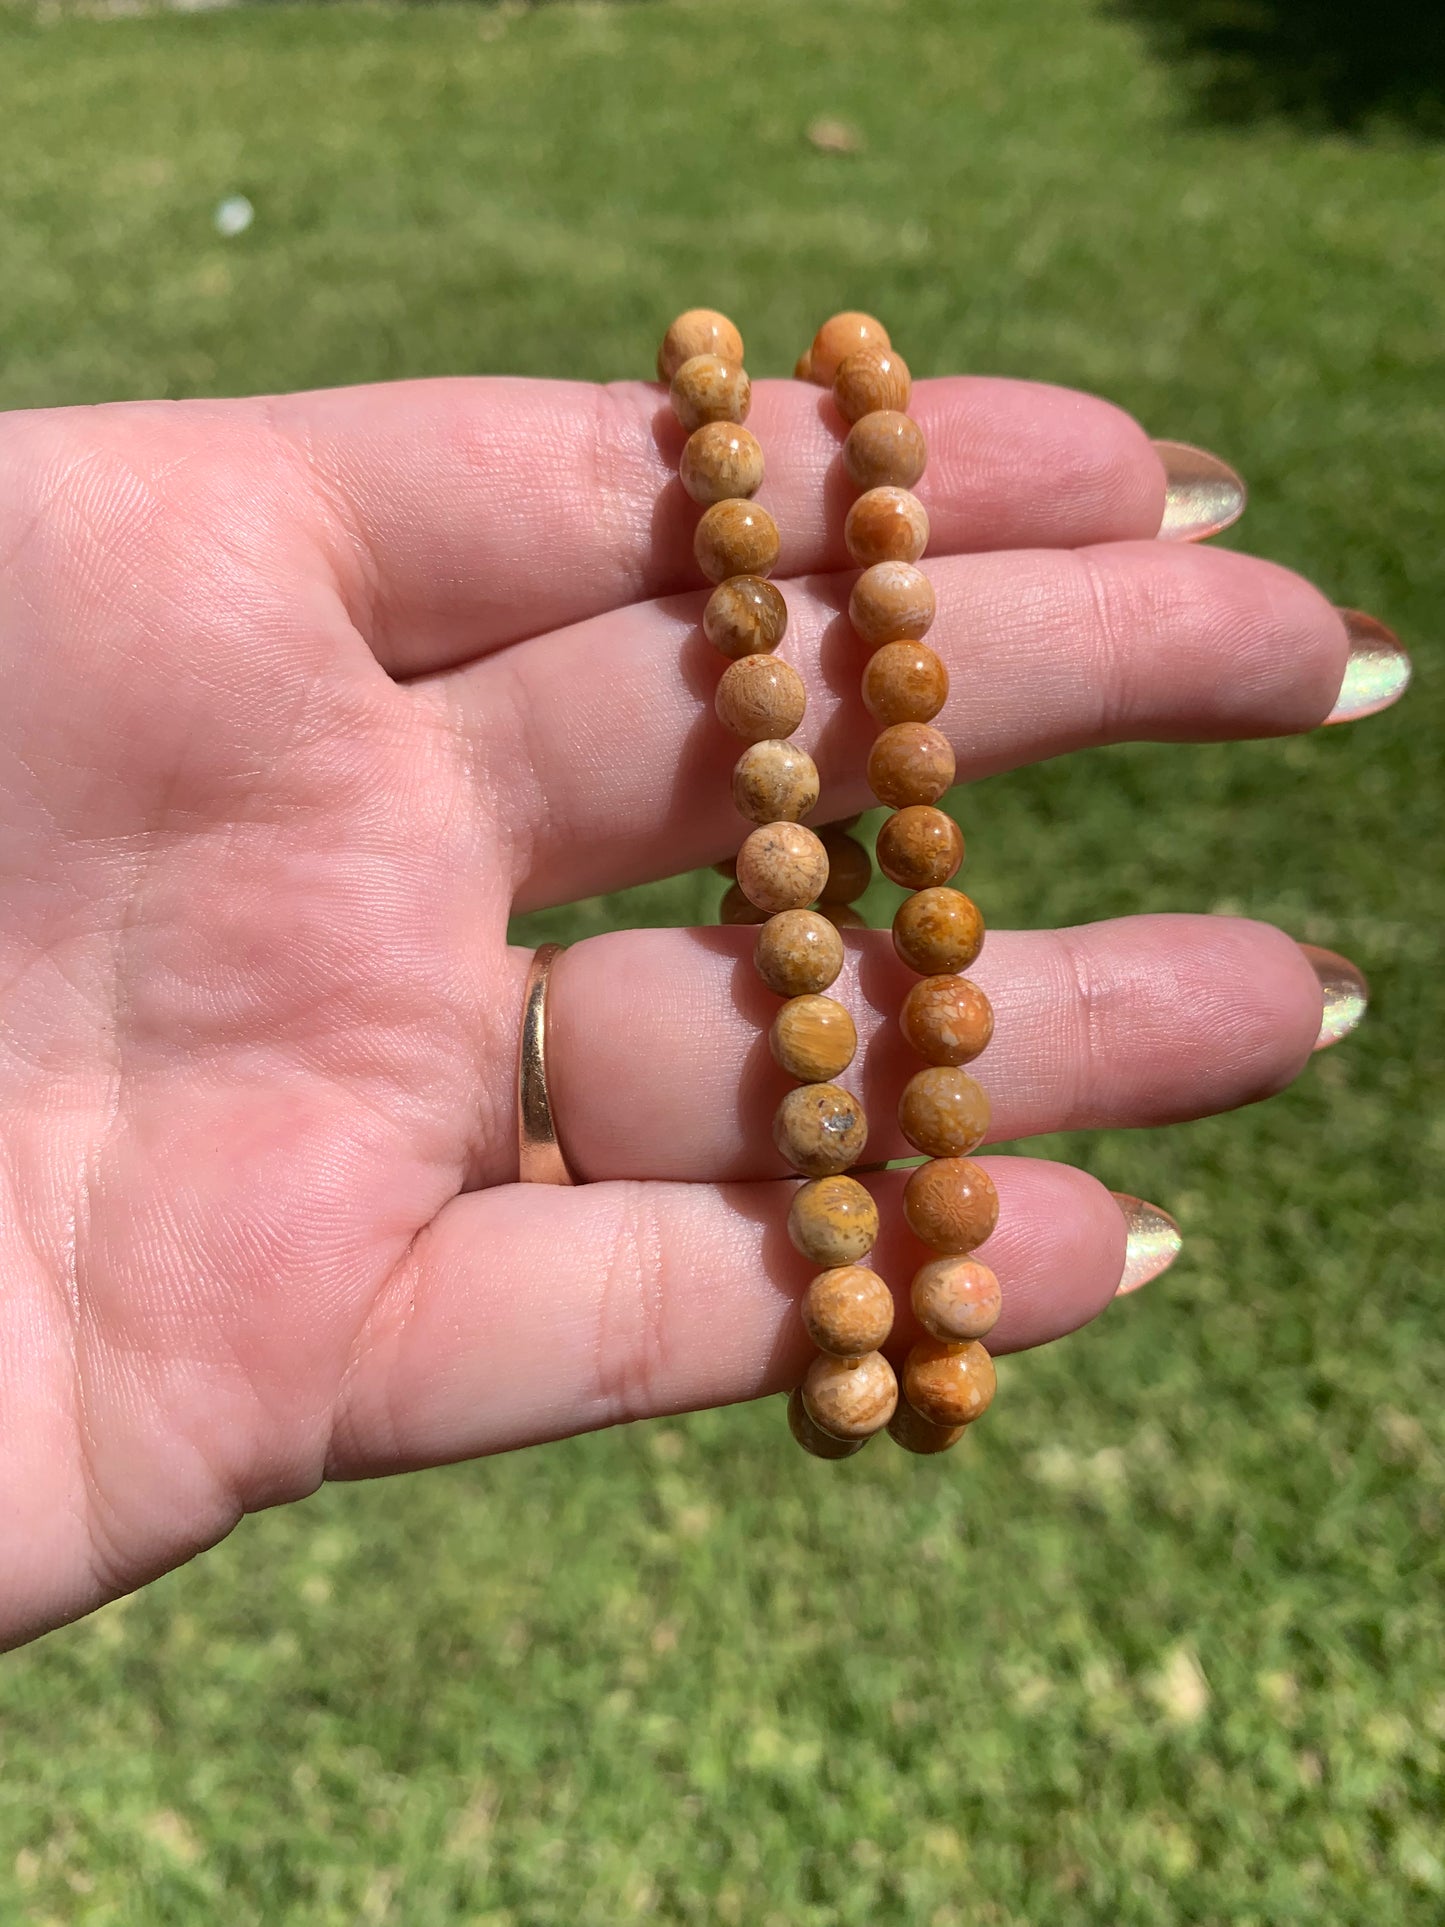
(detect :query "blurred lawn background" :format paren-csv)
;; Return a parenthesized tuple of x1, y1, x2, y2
(0, 0, 1441, 1920)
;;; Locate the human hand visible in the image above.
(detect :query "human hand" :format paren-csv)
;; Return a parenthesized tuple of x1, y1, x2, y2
(0, 372, 1393, 1646)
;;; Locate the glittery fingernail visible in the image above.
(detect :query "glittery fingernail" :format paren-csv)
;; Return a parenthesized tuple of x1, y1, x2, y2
(1111, 1194, 1182, 1296)
(1324, 609, 1412, 724)
(1153, 440, 1247, 543)
(1299, 944, 1369, 1050)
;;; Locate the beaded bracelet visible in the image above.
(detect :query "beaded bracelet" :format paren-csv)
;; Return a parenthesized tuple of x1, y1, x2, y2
(655, 309, 900, 1461)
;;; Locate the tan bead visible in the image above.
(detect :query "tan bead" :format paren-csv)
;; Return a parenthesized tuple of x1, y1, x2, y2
(793, 348, 814, 382)
(732, 740, 820, 825)
(818, 902, 868, 931)
(802, 1266, 895, 1358)
(849, 562, 936, 646)
(680, 422, 764, 505)
(715, 655, 806, 741)
(737, 822, 829, 914)
(658, 308, 744, 382)
(876, 806, 963, 889)
(867, 723, 956, 809)
(787, 1384, 866, 1459)
(911, 1256, 1001, 1343)
(809, 311, 891, 386)
(773, 1082, 868, 1177)
(704, 576, 788, 659)
(833, 346, 912, 424)
(771, 994, 858, 1082)
(801, 1350, 898, 1439)
(899, 974, 994, 1066)
(695, 499, 780, 584)
(671, 354, 751, 433)
(893, 887, 984, 975)
(904, 1337, 996, 1428)
(818, 829, 872, 904)
(787, 1174, 879, 1266)
(844, 410, 927, 492)
(899, 1067, 991, 1158)
(755, 910, 844, 996)
(718, 882, 768, 925)
(862, 641, 948, 726)
(844, 486, 930, 567)
(887, 1393, 966, 1456)
(903, 1157, 999, 1254)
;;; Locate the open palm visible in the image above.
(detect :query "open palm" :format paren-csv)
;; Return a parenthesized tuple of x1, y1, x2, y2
(0, 372, 1351, 1647)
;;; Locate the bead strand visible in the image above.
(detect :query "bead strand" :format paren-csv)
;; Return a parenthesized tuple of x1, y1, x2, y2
(657, 309, 897, 1460)
(806, 311, 1002, 1457)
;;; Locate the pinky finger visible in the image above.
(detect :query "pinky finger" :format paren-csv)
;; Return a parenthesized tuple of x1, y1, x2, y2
(326, 1159, 1130, 1477)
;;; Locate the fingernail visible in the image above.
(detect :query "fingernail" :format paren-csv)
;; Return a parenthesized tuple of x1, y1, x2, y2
(1111, 1194, 1182, 1296)
(1153, 440, 1247, 542)
(1324, 609, 1412, 724)
(1299, 943, 1369, 1050)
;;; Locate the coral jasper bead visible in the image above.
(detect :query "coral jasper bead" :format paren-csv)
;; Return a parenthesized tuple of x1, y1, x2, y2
(862, 641, 948, 726)
(680, 422, 764, 505)
(899, 975, 994, 1066)
(903, 1338, 997, 1429)
(695, 500, 780, 584)
(755, 910, 844, 996)
(802, 1350, 899, 1439)
(849, 563, 936, 646)
(737, 822, 829, 914)
(867, 723, 956, 809)
(833, 346, 912, 424)
(903, 1157, 999, 1253)
(787, 1175, 879, 1267)
(704, 576, 788, 658)
(898, 1067, 991, 1158)
(911, 1256, 1002, 1343)
(658, 308, 744, 382)
(671, 354, 751, 433)
(809, 311, 891, 385)
(876, 806, 963, 890)
(844, 410, 927, 492)
(715, 655, 806, 741)
(893, 887, 984, 975)
(773, 1082, 868, 1177)
(732, 739, 820, 824)
(802, 1266, 895, 1358)
(844, 487, 930, 567)
(770, 994, 858, 1082)
(787, 1385, 866, 1459)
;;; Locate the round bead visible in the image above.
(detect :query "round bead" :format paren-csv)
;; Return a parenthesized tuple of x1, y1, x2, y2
(867, 723, 956, 809)
(755, 910, 844, 996)
(844, 410, 927, 492)
(899, 975, 994, 1066)
(904, 1337, 997, 1428)
(899, 1067, 991, 1158)
(844, 487, 930, 567)
(911, 1256, 1001, 1343)
(718, 882, 768, 925)
(658, 309, 744, 382)
(903, 1157, 998, 1254)
(771, 994, 857, 1082)
(893, 887, 984, 975)
(849, 562, 936, 646)
(833, 346, 912, 424)
(809, 311, 891, 386)
(715, 655, 806, 741)
(818, 902, 868, 931)
(802, 1266, 895, 1358)
(704, 576, 788, 659)
(862, 641, 948, 725)
(694, 499, 780, 584)
(736, 822, 829, 914)
(787, 1174, 879, 1266)
(773, 1082, 868, 1177)
(732, 740, 820, 825)
(887, 1393, 966, 1456)
(818, 828, 872, 904)
(876, 806, 963, 889)
(787, 1384, 866, 1459)
(680, 422, 764, 505)
(802, 1350, 898, 1439)
(671, 354, 751, 433)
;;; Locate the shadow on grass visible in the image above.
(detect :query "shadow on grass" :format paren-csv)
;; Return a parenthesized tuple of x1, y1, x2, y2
(1112, 0, 1445, 135)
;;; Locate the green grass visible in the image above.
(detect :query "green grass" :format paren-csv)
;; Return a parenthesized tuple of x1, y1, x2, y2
(0, 1, 1442, 1920)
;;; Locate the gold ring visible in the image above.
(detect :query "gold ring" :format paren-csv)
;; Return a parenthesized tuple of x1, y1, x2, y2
(517, 943, 575, 1185)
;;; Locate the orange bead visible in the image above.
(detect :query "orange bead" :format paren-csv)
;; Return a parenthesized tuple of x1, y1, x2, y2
(818, 828, 872, 904)
(802, 1266, 895, 1358)
(876, 806, 963, 890)
(809, 311, 891, 386)
(849, 562, 936, 646)
(911, 1256, 1001, 1343)
(732, 739, 820, 824)
(899, 974, 994, 1066)
(773, 1082, 868, 1177)
(844, 487, 930, 567)
(715, 655, 806, 741)
(903, 1337, 996, 1428)
(704, 576, 788, 659)
(887, 1393, 966, 1456)
(801, 1350, 898, 1439)
(898, 1067, 991, 1158)
(770, 994, 858, 1082)
(867, 723, 956, 809)
(862, 640, 949, 726)
(718, 882, 768, 925)
(903, 1157, 998, 1254)
(695, 499, 780, 584)
(844, 410, 927, 492)
(787, 1174, 879, 1266)
(736, 822, 829, 914)
(680, 422, 764, 505)
(657, 308, 744, 382)
(787, 1384, 867, 1458)
(671, 354, 751, 433)
(755, 910, 844, 996)
(833, 346, 912, 424)
(893, 887, 984, 975)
